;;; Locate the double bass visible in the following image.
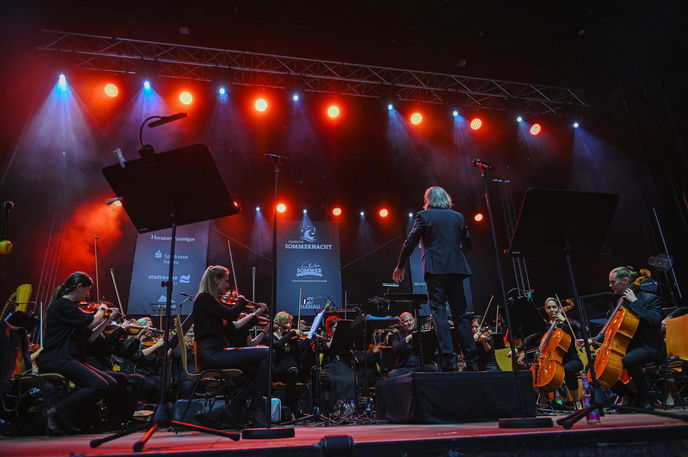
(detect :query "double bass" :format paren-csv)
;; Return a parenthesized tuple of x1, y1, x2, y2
(592, 269, 651, 389)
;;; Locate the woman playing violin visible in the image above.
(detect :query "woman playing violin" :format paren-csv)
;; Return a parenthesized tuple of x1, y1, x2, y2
(471, 317, 500, 371)
(605, 266, 665, 408)
(37, 272, 117, 434)
(192, 265, 270, 426)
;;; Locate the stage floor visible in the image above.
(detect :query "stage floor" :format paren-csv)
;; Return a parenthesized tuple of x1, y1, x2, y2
(2, 413, 688, 457)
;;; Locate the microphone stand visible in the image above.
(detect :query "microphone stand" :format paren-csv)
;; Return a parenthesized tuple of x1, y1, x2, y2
(242, 154, 294, 439)
(474, 160, 553, 428)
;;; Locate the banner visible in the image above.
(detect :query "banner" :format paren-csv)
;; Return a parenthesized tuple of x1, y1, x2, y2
(276, 220, 342, 316)
(127, 221, 209, 316)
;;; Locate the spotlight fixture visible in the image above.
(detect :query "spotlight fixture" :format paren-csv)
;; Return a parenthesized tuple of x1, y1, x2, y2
(408, 212, 413, 218)
(473, 212, 485, 222)
(327, 104, 341, 119)
(276, 203, 286, 213)
(452, 110, 459, 117)
(292, 94, 300, 102)
(254, 98, 268, 112)
(470, 118, 482, 130)
(179, 91, 193, 105)
(516, 115, 523, 122)
(104, 83, 118, 98)
(57, 74, 67, 91)
(303, 209, 308, 214)
(143, 80, 151, 90)
(573, 121, 580, 128)
(332, 207, 342, 216)
(379, 208, 389, 218)
(410, 112, 423, 125)
(387, 104, 394, 111)
(219, 87, 226, 95)
(359, 211, 365, 217)
(529, 123, 542, 136)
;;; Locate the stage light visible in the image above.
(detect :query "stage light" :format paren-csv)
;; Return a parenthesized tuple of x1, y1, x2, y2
(57, 74, 67, 91)
(359, 211, 365, 217)
(327, 104, 341, 119)
(573, 121, 580, 128)
(303, 209, 308, 214)
(529, 123, 542, 136)
(387, 104, 394, 111)
(113, 200, 123, 207)
(143, 80, 151, 90)
(408, 212, 413, 218)
(516, 115, 523, 122)
(332, 207, 342, 216)
(470, 118, 482, 130)
(379, 208, 389, 218)
(292, 93, 300, 102)
(276, 203, 287, 213)
(104, 83, 119, 98)
(179, 91, 193, 105)
(219, 87, 226, 95)
(409, 112, 423, 125)
(254, 98, 268, 112)
(452, 110, 459, 117)
(256, 206, 261, 212)
(473, 212, 484, 222)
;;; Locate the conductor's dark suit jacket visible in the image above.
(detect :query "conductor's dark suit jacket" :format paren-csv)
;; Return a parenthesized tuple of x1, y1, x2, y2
(396, 208, 473, 276)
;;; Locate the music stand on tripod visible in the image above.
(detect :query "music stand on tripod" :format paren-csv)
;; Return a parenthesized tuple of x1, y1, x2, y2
(507, 188, 688, 428)
(90, 143, 240, 452)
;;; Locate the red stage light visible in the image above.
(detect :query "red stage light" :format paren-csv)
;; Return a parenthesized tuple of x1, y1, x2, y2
(103, 83, 118, 98)
(332, 207, 342, 216)
(473, 212, 484, 222)
(410, 112, 423, 125)
(276, 203, 287, 213)
(529, 123, 542, 136)
(327, 104, 341, 119)
(255, 98, 269, 112)
(179, 91, 193, 105)
(470, 118, 482, 130)
(379, 208, 389, 218)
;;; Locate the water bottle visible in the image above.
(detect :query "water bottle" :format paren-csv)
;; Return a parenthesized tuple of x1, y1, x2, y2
(581, 378, 600, 425)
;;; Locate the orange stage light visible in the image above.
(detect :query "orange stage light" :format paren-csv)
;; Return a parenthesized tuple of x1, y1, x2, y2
(410, 112, 423, 125)
(179, 91, 193, 105)
(327, 104, 341, 119)
(470, 118, 482, 130)
(103, 83, 119, 98)
(276, 203, 287, 213)
(255, 98, 269, 112)
(379, 208, 389, 218)
(332, 207, 342, 216)
(473, 212, 484, 222)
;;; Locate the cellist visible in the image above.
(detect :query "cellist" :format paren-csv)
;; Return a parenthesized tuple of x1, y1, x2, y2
(518, 298, 583, 400)
(604, 266, 665, 408)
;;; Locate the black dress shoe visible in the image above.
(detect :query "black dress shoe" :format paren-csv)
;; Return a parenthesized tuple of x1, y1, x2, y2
(440, 353, 458, 372)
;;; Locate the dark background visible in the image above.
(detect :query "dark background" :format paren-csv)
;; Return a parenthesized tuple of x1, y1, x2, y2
(1, 1, 686, 323)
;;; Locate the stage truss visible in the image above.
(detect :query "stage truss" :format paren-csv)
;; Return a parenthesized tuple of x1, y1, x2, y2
(38, 30, 587, 115)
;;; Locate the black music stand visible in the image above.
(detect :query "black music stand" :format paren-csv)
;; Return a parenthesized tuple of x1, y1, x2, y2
(91, 144, 241, 452)
(352, 316, 398, 396)
(508, 188, 687, 427)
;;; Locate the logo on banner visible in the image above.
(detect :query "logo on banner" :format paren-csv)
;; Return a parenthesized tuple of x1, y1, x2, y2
(300, 222, 316, 242)
(180, 274, 191, 284)
(296, 261, 323, 278)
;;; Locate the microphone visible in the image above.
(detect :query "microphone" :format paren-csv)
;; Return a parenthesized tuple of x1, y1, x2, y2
(148, 113, 188, 128)
(113, 147, 126, 168)
(179, 292, 192, 297)
(472, 158, 494, 170)
(106, 197, 122, 205)
(264, 153, 288, 163)
(3, 201, 14, 216)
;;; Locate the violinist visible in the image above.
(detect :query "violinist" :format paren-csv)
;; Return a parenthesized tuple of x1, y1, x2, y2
(388, 312, 439, 377)
(37, 272, 116, 434)
(318, 315, 356, 413)
(515, 298, 582, 400)
(122, 317, 165, 403)
(471, 317, 500, 371)
(271, 311, 312, 417)
(192, 265, 270, 426)
(606, 266, 665, 408)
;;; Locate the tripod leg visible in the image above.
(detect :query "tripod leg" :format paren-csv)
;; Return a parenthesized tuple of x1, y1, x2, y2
(556, 406, 594, 429)
(170, 420, 240, 440)
(90, 422, 150, 448)
(133, 423, 159, 452)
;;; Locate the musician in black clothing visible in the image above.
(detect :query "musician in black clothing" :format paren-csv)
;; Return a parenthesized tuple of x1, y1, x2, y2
(516, 298, 582, 399)
(192, 265, 270, 424)
(388, 312, 439, 377)
(471, 318, 500, 371)
(607, 266, 666, 408)
(37, 272, 116, 434)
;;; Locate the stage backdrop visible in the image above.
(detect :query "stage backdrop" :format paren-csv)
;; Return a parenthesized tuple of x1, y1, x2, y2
(277, 220, 342, 316)
(127, 221, 210, 316)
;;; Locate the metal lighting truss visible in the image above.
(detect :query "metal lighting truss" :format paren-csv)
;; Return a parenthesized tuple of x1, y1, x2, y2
(39, 30, 587, 115)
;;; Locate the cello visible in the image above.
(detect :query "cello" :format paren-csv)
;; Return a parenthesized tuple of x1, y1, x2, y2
(592, 269, 651, 389)
(530, 316, 572, 393)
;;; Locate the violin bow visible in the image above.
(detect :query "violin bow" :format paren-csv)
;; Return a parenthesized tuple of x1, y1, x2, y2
(227, 239, 240, 296)
(109, 268, 126, 317)
(555, 294, 577, 339)
(478, 294, 495, 331)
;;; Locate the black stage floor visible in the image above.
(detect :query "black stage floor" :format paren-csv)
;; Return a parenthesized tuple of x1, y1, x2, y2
(2, 413, 688, 457)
